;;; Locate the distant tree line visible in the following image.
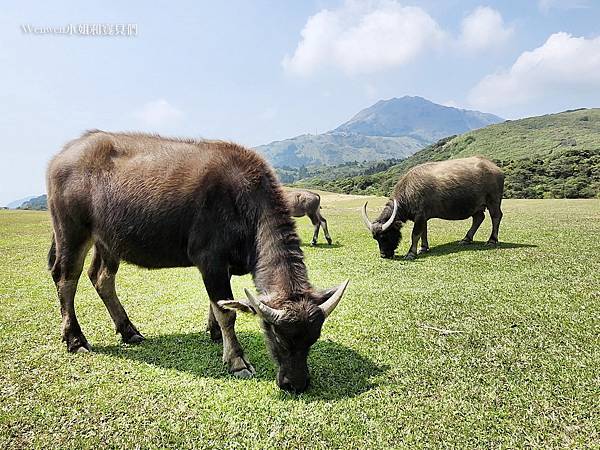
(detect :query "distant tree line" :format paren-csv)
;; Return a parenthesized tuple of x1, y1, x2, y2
(501, 148, 600, 198)
(276, 159, 402, 184)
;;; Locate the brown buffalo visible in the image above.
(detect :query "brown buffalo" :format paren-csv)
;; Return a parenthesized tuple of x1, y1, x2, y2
(285, 189, 332, 246)
(362, 156, 504, 259)
(47, 130, 349, 393)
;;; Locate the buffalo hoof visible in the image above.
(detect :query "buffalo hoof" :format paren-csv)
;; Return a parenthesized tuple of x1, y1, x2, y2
(326, 238, 332, 245)
(403, 253, 417, 261)
(418, 246, 429, 254)
(458, 239, 473, 245)
(485, 240, 498, 247)
(233, 368, 254, 379)
(228, 356, 255, 379)
(121, 323, 144, 344)
(66, 334, 91, 353)
(310, 241, 317, 247)
(123, 333, 145, 344)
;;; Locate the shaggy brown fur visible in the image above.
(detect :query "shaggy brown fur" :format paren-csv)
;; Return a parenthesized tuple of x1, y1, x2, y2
(365, 156, 504, 259)
(47, 130, 347, 392)
(285, 189, 332, 246)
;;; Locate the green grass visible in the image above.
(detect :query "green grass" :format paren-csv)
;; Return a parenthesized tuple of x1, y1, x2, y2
(1, 194, 599, 448)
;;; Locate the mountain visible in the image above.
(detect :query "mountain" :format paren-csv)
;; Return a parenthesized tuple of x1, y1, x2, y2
(6, 195, 36, 209)
(18, 194, 47, 210)
(334, 96, 503, 141)
(294, 108, 600, 199)
(255, 96, 503, 167)
(255, 133, 423, 167)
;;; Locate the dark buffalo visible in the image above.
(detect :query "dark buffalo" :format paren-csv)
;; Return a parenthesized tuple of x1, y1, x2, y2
(285, 189, 332, 246)
(47, 130, 349, 393)
(362, 156, 504, 259)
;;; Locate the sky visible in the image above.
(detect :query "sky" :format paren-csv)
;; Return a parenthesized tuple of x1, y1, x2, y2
(1, 0, 599, 205)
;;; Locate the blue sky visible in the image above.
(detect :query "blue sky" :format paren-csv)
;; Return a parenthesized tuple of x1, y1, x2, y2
(1, 0, 599, 205)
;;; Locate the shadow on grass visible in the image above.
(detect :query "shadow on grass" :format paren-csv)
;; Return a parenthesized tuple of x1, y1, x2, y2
(301, 337, 387, 401)
(300, 242, 343, 249)
(94, 331, 384, 400)
(393, 240, 537, 260)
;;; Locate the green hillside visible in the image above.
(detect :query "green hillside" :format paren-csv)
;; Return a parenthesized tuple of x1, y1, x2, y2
(275, 159, 402, 184)
(17, 194, 47, 210)
(294, 109, 600, 199)
(254, 132, 423, 167)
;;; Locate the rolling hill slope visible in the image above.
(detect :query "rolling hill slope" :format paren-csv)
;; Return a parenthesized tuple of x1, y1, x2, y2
(18, 194, 48, 210)
(294, 109, 600, 199)
(5, 195, 36, 209)
(254, 132, 423, 167)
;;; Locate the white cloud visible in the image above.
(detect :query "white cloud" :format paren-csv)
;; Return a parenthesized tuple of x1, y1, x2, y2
(282, 0, 444, 76)
(459, 6, 513, 52)
(468, 32, 600, 109)
(538, 0, 589, 13)
(134, 99, 183, 128)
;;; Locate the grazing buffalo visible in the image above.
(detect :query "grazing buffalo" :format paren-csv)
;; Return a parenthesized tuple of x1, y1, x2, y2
(361, 156, 504, 259)
(285, 189, 332, 246)
(47, 130, 349, 393)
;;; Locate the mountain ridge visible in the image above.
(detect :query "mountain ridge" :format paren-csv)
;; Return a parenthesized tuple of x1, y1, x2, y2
(255, 96, 503, 167)
(6, 195, 36, 209)
(333, 96, 503, 140)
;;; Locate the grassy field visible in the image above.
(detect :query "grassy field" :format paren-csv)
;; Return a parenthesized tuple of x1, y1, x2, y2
(1, 194, 599, 448)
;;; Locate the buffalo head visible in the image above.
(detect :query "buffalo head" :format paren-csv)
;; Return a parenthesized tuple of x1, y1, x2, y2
(362, 200, 401, 258)
(218, 280, 349, 393)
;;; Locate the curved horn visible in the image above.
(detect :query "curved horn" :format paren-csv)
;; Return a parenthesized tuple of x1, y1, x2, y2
(361, 202, 373, 232)
(381, 199, 398, 232)
(244, 288, 286, 324)
(319, 279, 349, 318)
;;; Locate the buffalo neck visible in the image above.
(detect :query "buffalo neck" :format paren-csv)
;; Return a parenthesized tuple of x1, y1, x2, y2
(379, 198, 410, 224)
(251, 203, 311, 301)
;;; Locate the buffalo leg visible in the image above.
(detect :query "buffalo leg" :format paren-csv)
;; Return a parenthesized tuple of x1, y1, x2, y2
(460, 210, 485, 244)
(201, 271, 255, 378)
(487, 202, 503, 245)
(206, 273, 232, 341)
(419, 220, 429, 254)
(88, 244, 143, 344)
(308, 214, 321, 246)
(50, 232, 91, 353)
(205, 305, 222, 342)
(405, 218, 426, 260)
(318, 212, 332, 245)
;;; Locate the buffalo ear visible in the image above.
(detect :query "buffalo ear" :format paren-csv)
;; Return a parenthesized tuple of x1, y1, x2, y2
(217, 300, 256, 314)
(316, 286, 339, 301)
(316, 280, 349, 318)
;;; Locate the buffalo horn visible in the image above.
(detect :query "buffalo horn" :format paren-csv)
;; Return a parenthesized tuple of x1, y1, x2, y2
(244, 288, 286, 324)
(319, 279, 349, 318)
(361, 202, 373, 232)
(381, 199, 398, 232)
